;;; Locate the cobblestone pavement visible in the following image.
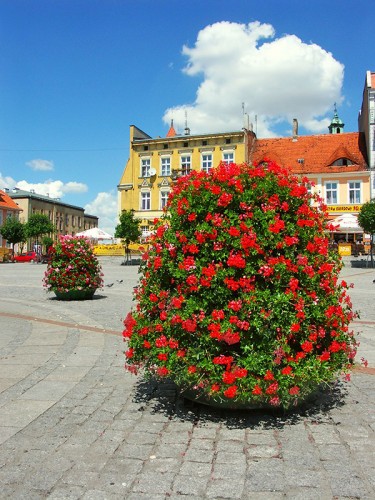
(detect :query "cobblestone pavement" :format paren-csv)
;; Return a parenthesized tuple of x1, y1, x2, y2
(0, 257, 374, 499)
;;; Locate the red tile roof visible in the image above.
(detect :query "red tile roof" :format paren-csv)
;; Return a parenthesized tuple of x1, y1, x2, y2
(249, 132, 368, 174)
(0, 190, 22, 211)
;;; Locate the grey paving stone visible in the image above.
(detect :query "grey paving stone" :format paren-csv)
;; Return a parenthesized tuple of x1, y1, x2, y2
(131, 471, 175, 494)
(172, 474, 209, 496)
(206, 477, 245, 498)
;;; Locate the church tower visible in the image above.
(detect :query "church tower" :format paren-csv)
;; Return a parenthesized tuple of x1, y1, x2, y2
(328, 104, 345, 134)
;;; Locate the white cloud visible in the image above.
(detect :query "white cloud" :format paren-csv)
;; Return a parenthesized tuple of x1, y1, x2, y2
(84, 191, 118, 236)
(0, 173, 88, 199)
(15, 179, 88, 198)
(163, 21, 344, 137)
(26, 159, 54, 171)
(0, 172, 17, 190)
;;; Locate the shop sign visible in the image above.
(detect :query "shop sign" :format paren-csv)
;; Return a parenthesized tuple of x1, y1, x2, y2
(327, 205, 362, 212)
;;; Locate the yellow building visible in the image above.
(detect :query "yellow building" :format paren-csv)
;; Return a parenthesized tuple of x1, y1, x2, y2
(118, 109, 370, 245)
(118, 123, 246, 235)
(8, 188, 98, 247)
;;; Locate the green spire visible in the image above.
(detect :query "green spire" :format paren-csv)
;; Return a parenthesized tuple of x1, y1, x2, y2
(328, 103, 345, 134)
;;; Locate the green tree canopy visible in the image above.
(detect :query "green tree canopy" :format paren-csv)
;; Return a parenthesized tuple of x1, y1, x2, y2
(0, 217, 25, 256)
(358, 199, 375, 267)
(115, 210, 141, 262)
(24, 213, 55, 243)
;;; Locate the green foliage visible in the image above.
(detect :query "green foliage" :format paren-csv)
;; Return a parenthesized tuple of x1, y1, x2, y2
(42, 236, 54, 253)
(115, 210, 141, 245)
(123, 162, 357, 409)
(358, 199, 375, 235)
(0, 217, 25, 255)
(358, 199, 375, 266)
(24, 213, 55, 240)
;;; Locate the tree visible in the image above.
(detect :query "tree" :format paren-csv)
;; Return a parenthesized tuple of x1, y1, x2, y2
(358, 199, 375, 267)
(42, 235, 54, 253)
(0, 217, 25, 258)
(115, 210, 141, 264)
(24, 214, 55, 251)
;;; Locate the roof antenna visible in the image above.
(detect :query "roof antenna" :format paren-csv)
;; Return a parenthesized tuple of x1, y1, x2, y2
(184, 110, 190, 135)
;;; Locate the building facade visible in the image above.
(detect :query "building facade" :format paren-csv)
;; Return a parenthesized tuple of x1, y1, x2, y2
(249, 116, 369, 243)
(0, 189, 22, 257)
(118, 72, 373, 242)
(118, 124, 246, 235)
(358, 70, 375, 199)
(7, 188, 98, 247)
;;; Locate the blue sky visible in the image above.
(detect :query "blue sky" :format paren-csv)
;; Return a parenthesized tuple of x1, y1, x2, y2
(0, 0, 373, 233)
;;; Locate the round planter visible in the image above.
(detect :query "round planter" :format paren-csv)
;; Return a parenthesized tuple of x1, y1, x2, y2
(54, 288, 96, 301)
(179, 384, 322, 411)
(179, 387, 270, 410)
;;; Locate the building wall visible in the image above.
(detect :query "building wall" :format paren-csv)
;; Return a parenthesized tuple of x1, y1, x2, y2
(9, 190, 98, 248)
(358, 71, 375, 198)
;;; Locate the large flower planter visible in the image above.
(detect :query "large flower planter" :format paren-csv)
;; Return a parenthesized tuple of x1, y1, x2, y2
(123, 162, 357, 410)
(54, 288, 96, 301)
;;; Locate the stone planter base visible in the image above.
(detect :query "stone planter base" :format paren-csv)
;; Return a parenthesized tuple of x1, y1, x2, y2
(179, 387, 270, 410)
(179, 384, 322, 411)
(54, 289, 96, 301)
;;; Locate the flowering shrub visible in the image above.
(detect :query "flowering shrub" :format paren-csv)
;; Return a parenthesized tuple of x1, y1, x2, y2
(123, 162, 357, 408)
(43, 235, 103, 293)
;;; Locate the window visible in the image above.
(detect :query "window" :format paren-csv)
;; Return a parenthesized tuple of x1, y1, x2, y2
(201, 153, 213, 173)
(65, 214, 69, 225)
(78, 216, 82, 228)
(180, 155, 191, 176)
(348, 181, 361, 204)
(160, 157, 171, 176)
(72, 215, 76, 227)
(223, 151, 234, 165)
(225, 138, 231, 144)
(141, 158, 151, 177)
(141, 192, 151, 210)
(331, 158, 353, 166)
(325, 182, 338, 204)
(160, 191, 170, 209)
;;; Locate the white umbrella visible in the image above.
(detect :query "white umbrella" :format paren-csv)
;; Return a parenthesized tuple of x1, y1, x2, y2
(76, 227, 114, 240)
(333, 214, 361, 233)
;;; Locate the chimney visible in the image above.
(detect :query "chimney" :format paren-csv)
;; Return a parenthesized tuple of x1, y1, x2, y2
(292, 118, 298, 140)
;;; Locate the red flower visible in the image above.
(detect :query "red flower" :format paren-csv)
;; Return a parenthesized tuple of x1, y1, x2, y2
(252, 385, 263, 395)
(188, 365, 197, 374)
(301, 341, 313, 353)
(227, 253, 246, 269)
(158, 353, 168, 361)
(264, 370, 274, 380)
(212, 309, 225, 320)
(222, 330, 241, 345)
(224, 385, 237, 398)
(319, 351, 330, 362)
(266, 382, 279, 395)
(125, 348, 134, 359)
(222, 371, 237, 384)
(228, 226, 241, 237)
(155, 335, 168, 348)
(217, 192, 233, 207)
(157, 366, 169, 377)
(290, 323, 301, 333)
(281, 366, 293, 376)
(289, 386, 300, 396)
(213, 355, 233, 365)
(182, 319, 197, 333)
(211, 383, 221, 392)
